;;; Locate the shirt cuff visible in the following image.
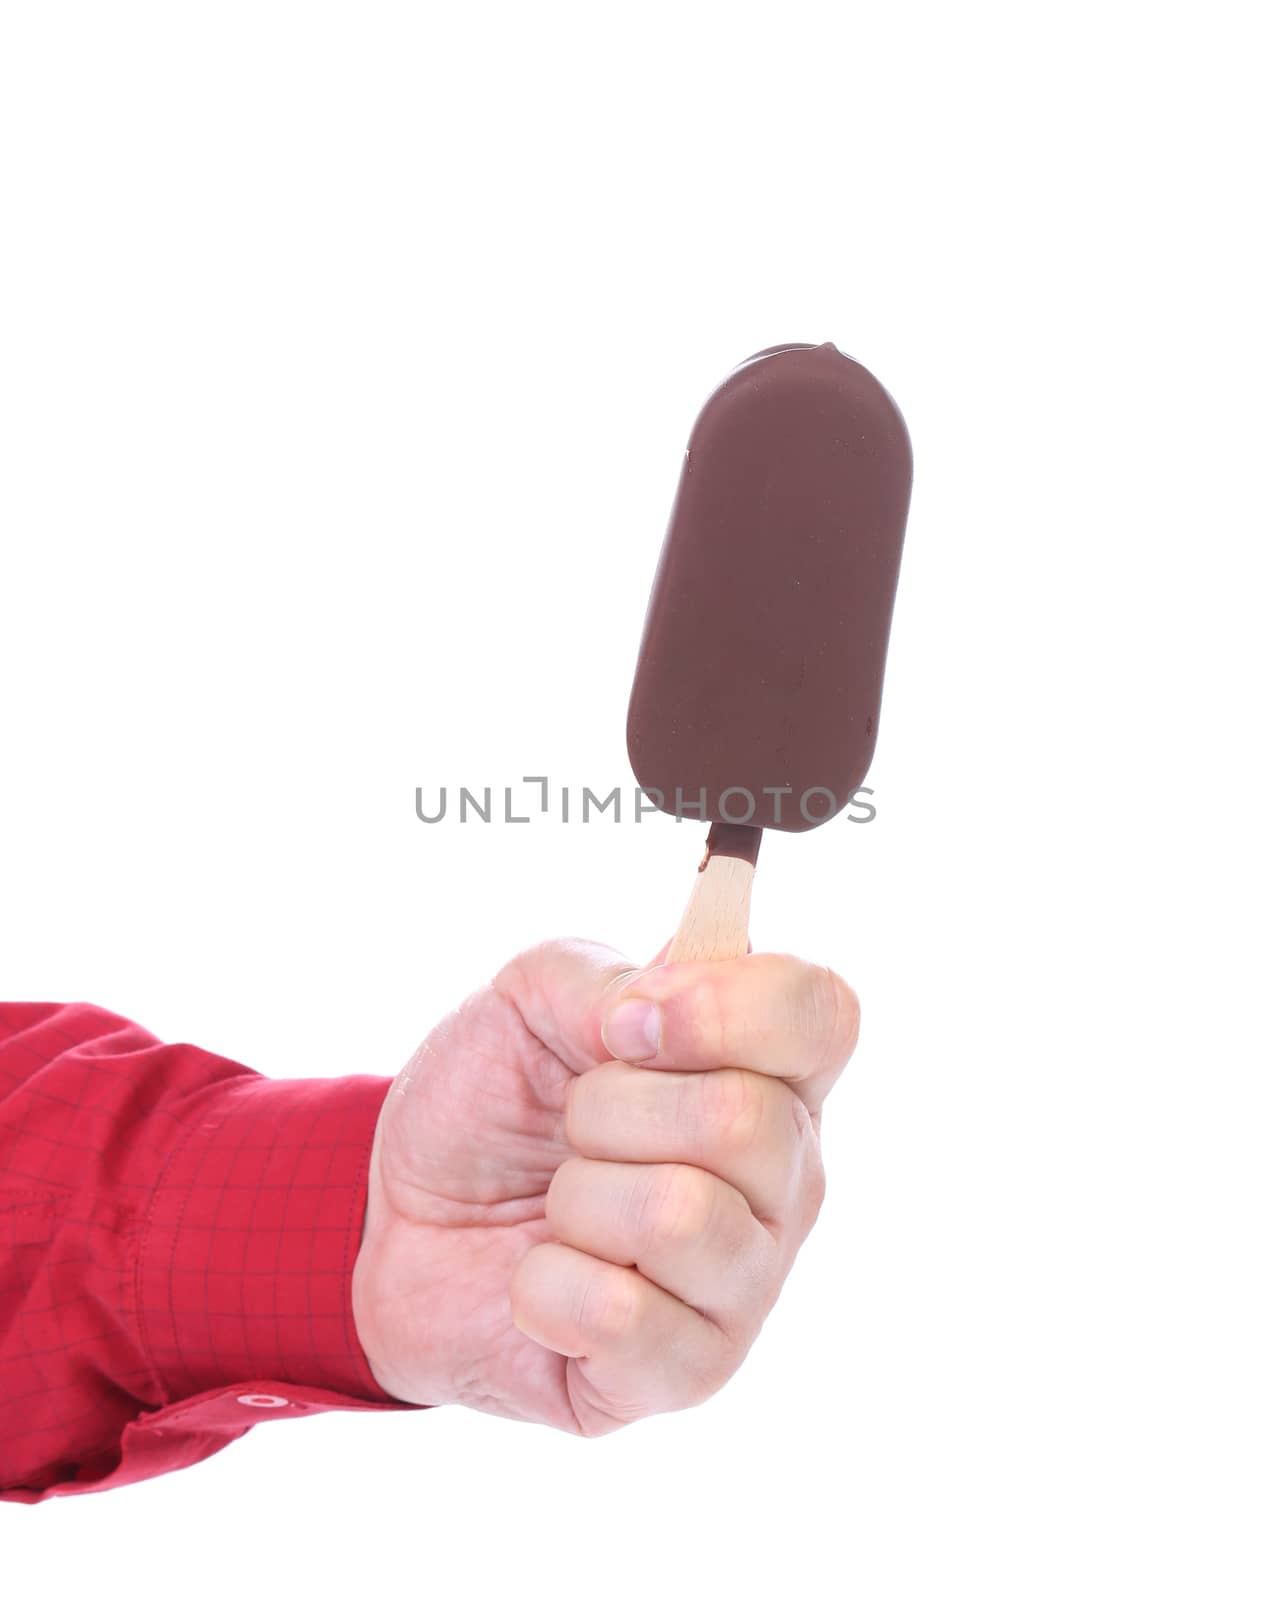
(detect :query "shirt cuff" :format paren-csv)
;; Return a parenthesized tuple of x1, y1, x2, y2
(136, 1070, 394, 1404)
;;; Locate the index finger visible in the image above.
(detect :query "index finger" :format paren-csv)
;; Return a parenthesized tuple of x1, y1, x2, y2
(598, 953, 860, 1115)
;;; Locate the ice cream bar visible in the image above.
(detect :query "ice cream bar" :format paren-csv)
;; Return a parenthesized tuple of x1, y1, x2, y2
(627, 342, 912, 960)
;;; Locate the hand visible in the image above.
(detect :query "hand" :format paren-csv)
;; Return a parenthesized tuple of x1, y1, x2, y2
(352, 939, 859, 1435)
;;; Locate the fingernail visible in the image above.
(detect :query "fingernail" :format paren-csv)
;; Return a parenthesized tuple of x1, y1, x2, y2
(602, 998, 661, 1062)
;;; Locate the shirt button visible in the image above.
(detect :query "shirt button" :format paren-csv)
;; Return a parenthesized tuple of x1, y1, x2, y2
(237, 1393, 290, 1409)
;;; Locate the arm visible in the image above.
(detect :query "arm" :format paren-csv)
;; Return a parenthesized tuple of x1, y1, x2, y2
(0, 1003, 406, 1503)
(4, 942, 857, 1497)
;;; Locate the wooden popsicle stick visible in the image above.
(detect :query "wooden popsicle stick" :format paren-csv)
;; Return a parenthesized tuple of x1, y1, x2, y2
(667, 853, 755, 963)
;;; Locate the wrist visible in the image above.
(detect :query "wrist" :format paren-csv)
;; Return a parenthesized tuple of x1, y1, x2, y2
(351, 1113, 469, 1409)
(351, 1118, 405, 1398)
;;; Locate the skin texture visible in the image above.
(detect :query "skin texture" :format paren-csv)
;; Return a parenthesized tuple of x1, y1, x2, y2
(351, 939, 859, 1435)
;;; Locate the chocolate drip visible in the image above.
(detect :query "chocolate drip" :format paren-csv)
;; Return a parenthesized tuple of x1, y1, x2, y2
(701, 822, 763, 871)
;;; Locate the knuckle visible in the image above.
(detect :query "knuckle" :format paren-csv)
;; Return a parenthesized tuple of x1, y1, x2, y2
(501, 936, 611, 978)
(577, 1268, 641, 1343)
(491, 940, 564, 1012)
(788, 1093, 827, 1225)
(695, 1335, 745, 1403)
(803, 964, 861, 1065)
(684, 976, 733, 1063)
(800, 1147, 828, 1227)
(493, 941, 637, 1045)
(640, 1164, 715, 1249)
(697, 1068, 766, 1154)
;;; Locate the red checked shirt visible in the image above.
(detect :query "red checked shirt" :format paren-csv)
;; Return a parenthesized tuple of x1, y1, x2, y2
(0, 1002, 410, 1503)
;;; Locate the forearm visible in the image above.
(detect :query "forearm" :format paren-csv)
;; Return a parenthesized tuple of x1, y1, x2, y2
(0, 1002, 406, 1502)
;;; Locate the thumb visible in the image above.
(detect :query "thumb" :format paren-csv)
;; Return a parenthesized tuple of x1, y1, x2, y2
(493, 938, 643, 1075)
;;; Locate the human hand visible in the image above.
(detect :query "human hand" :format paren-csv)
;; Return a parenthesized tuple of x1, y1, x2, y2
(351, 939, 859, 1434)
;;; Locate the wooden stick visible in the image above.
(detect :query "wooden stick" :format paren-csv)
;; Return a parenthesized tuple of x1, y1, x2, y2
(667, 852, 756, 962)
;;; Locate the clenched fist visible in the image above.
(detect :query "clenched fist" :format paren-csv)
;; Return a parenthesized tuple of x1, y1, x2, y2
(352, 940, 859, 1434)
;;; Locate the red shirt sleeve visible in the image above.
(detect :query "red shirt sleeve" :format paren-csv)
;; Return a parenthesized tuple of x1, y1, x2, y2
(0, 1002, 413, 1503)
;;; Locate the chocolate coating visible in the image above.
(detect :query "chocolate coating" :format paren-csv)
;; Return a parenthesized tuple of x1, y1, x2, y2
(627, 343, 912, 833)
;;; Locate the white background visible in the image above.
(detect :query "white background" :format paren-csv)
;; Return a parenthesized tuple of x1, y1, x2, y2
(2, 3, 1280, 1596)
